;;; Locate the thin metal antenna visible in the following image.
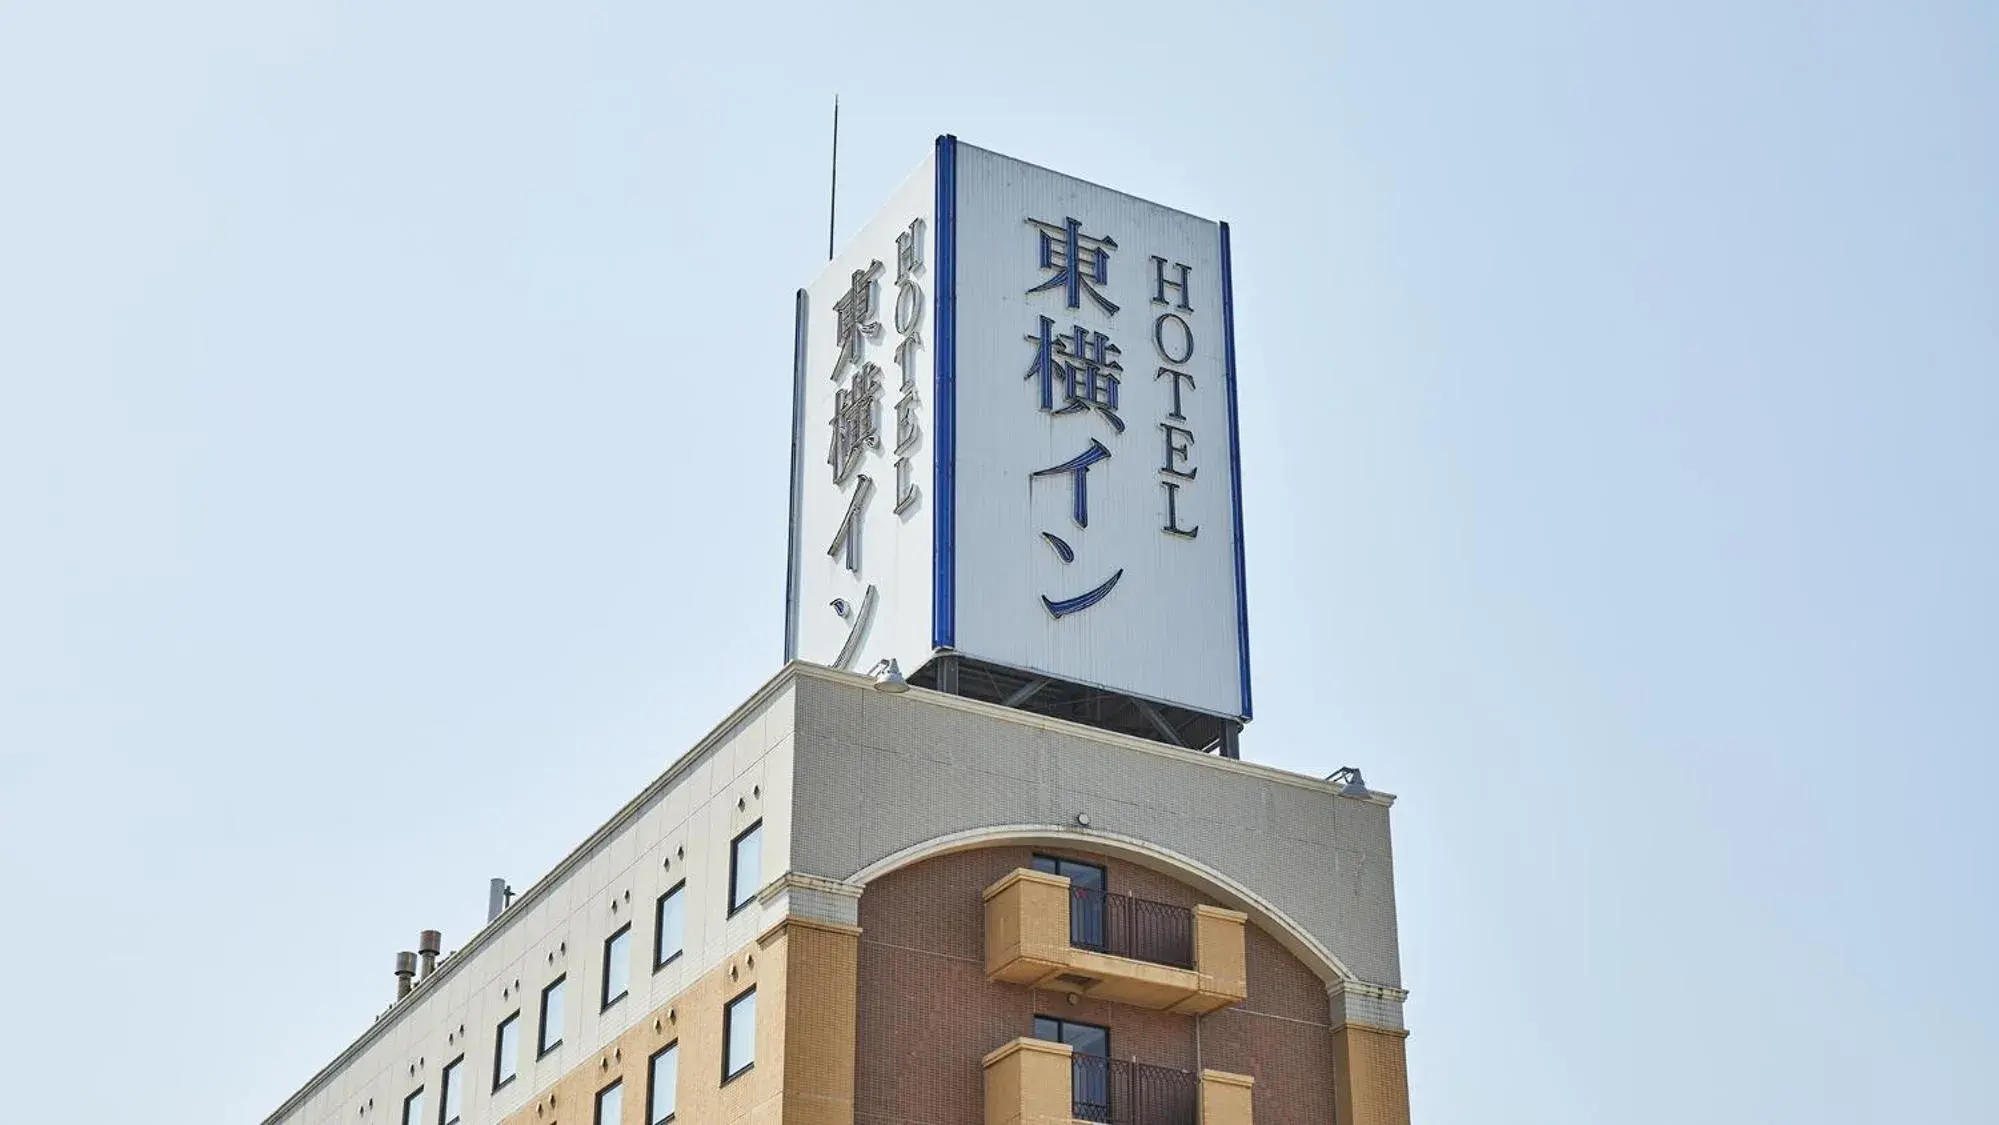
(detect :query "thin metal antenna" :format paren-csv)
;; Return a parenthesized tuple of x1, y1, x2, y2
(827, 95, 839, 261)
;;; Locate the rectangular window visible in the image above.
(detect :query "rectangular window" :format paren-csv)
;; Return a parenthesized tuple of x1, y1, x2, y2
(603, 924, 632, 1010)
(722, 986, 756, 1083)
(439, 1056, 464, 1125)
(729, 821, 763, 914)
(595, 1079, 623, 1125)
(1032, 854, 1108, 951)
(1033, 1015, 1109, 1056)
(539, 976, 566, 1057)
(1035, 1016, 1111, 1122)
(401, 1088, 424, 1125)
(493, 1011, 520, 1090)
(1031, 854, 1107, 891)
(654, 882, 686, 969)
(646, 1042, 679, 1124)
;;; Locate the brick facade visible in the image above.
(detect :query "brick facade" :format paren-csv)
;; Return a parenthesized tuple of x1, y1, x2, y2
(855, 846, 1338, 1125)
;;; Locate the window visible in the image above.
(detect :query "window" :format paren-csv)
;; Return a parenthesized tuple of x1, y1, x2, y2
(1032, 854, 1108, 950)
(646, 1042, 679, 1124)
(493, 1011, 520, 1090)
(729, 821, 763, 914)
(1036, 1016, 1111, 1121)
(538, 976, 566, 1057)
(1031, 854, 1106, 890)
(595, 1079, 623, 1125)
(654, 882, 686, 969)
(603, 924, 632, 1010)
(438, 1057, 464, 1125)
(722, 986, 756, 1083)
(401, 1088, 424, 1125)
(1033, 1015, 1109, 1056)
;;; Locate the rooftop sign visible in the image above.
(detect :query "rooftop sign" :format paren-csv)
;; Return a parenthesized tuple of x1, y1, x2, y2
(785, 137, 1251, 722)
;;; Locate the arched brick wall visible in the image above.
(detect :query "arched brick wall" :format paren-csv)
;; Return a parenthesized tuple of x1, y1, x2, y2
(854, 845, 1337, 1125)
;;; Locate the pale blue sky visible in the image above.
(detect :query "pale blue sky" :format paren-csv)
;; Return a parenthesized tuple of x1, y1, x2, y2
(1, 2, 1993, 1122)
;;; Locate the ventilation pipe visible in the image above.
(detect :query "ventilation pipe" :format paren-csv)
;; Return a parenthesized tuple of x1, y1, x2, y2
(488, 878, 511, 923)
(394, 952, 417, 999)
(418, 930, 442, 979)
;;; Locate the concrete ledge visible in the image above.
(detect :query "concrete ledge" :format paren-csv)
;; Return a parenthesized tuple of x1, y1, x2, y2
(1200, 1069, 1255, 1125)
(982, 867, 1073, 901)
(984, 868, 1247, 1016)
(982, 1036, 1074, 1069)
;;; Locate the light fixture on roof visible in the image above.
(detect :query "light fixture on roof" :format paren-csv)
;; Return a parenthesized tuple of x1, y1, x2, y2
(1326, 766, 1371, 799)
(868, 658, 909, 693)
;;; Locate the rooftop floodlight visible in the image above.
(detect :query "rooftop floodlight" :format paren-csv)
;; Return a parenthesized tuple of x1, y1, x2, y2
(869, 658, 909, 694)
(1326, 766, 1371, 799)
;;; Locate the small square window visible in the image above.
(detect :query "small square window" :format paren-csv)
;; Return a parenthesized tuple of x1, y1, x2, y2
(539, 976, 566, 1057)
(646, 1042, 679, 1125)
(439, 1056, 464, 1125)
(401, 1088, 424, 1125)
(729, 821, 763, 915)
(722, 986, 756, 1083)
(594, 1079, 623, 1125)
(493, 1011, 520, 1090)
(654, 882, 686, 969)
(603, 924, 632, 1011)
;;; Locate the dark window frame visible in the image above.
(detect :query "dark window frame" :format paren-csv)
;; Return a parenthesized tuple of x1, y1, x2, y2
(602, 924, 632, 1012)
(401, 1086, 425, 1125)
(728, 821, 763, 916)
(593, 1077, 624, 1125)
(646, 1040, 680, 1125)
(1033, 1014, 1111, 1055)
(438, 1055, 465, 1125)
(1031, 853, 1107, 889)
(721, 985, 757, 1084)
(654, 881, 686, 970)
(538, 975, 567, 1058)
(493, 1010, 521, 1091)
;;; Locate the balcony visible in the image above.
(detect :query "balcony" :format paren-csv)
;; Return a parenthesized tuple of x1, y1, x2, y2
(983, 869, 1248, 1015)
(984, 1037, 1254, 1125)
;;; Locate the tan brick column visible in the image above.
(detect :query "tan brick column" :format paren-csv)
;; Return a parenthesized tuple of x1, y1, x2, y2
(761, 917, 863, 1125)
(1329, 981, 1411, 1125)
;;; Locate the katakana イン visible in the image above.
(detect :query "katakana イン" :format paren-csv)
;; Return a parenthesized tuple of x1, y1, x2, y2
(829, 584, 877, 670)
(1031, 438, 1112, 529)
(1043, 568, 1124, 619)
(826, 474, 875, 574)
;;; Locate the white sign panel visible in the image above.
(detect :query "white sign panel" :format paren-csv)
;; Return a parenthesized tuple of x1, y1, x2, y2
(787, 152, 937, 682)
(787, 138, 1251, 721)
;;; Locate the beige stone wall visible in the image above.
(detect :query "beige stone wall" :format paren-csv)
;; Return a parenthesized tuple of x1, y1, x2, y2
(1200, 1069, 1255, 1125)
(1331, 1024, 1410, 1125)
(780, 920, 861, 1125)
(497, 917, 858, 1125)
(981, 1039, 1073, 1125)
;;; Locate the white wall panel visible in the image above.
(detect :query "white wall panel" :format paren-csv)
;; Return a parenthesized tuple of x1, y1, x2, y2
(263, 685, 797, 1125)
(788, 153, 937, 677)
(949, 143, 1246, 718)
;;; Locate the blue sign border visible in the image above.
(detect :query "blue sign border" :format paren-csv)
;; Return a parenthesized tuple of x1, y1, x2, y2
(932, 135, 959, 651)
(783, 287, 809, 663)
(1220, 222, 1253, 720)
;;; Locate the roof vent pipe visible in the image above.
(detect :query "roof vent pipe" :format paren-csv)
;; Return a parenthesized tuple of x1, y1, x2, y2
(394, 952, 417, 999)
(488, 878, 510, 923)
(418, 930, 442, 979)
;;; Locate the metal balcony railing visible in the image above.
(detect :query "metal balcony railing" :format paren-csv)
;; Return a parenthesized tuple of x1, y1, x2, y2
(1069, 1056, 1198, 1125)
(1066, 886, 1195, 970)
